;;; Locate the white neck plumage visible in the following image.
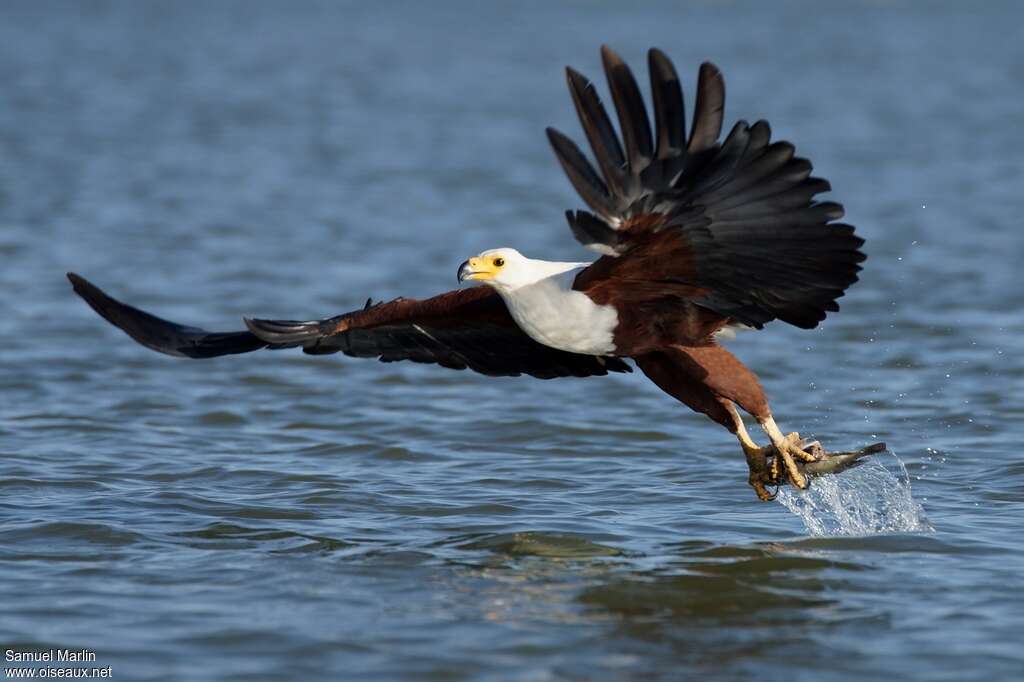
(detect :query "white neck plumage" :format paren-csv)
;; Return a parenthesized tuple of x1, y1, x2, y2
(485, 257, 618, 356)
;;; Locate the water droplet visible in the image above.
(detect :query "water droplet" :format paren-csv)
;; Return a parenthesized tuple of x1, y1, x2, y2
(777, 449, 932, 536)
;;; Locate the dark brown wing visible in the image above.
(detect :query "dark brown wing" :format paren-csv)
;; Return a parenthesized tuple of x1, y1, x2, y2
(67, 273, 631, 380)
(548, 46, 865, 330)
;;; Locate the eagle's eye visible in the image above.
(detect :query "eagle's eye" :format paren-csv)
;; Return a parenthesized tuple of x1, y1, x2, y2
(493, 257, 505, 267)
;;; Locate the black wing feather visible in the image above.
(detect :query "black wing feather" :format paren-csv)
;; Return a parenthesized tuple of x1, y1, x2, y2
(648, 48, 686, 161)
(601, 45, 653, 173)
(551, 47, 865, 330)
(565, 67, 630, 201)
(687, 62, 725, 155)
(68, 273, 270, 358)
(545, 128, 615, 220)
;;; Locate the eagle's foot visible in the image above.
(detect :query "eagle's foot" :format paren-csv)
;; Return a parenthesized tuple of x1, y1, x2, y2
(773, 432, 813, 490)
(768, 431, 820, 488)
(745, 432, 815, 497)
(742, 441, 779, 501)
(733, 413, 821, 501)
(759, 418, 824, 492)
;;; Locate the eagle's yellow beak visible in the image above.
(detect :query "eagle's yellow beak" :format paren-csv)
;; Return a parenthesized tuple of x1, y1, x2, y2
(457, 256, 499, 282)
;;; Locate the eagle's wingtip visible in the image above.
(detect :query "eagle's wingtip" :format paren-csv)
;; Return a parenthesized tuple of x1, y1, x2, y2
(66, 272, 102, 303)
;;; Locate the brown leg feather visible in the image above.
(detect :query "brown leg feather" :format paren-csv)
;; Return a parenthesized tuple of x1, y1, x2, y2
(637, 345, 811, 500)
(634, 350, 736, 429)
(665, 345, 770, 419)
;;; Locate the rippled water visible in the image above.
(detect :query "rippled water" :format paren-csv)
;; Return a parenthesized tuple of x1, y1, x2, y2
(2, 2, 1023, 680)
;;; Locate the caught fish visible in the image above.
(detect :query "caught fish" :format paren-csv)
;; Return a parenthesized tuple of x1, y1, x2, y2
(797, 442, 887, 478)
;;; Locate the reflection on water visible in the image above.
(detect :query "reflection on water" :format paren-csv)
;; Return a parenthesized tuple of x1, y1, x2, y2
(446, 534, 881, 678)
(453, 531, 628, 559)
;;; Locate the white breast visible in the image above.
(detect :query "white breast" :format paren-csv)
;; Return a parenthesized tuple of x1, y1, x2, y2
(497, 269, 618, 356)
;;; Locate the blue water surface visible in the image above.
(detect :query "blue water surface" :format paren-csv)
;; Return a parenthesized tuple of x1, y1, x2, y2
(1, 2, 1022, 680)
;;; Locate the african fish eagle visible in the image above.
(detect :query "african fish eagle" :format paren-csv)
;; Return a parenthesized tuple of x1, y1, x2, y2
(68, 47, 866, 500)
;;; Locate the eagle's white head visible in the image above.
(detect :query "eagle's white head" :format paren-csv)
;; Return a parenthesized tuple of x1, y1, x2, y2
(457, 248, 585, 292)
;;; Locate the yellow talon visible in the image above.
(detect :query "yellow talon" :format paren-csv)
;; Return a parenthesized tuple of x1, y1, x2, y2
(760, 419, 812, 490)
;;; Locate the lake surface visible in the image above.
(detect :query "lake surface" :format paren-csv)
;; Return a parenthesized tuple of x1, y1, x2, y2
(2, 2, 1023, 680)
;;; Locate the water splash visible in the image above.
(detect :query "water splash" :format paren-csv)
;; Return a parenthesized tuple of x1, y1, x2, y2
(777, 449, 933, 536)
